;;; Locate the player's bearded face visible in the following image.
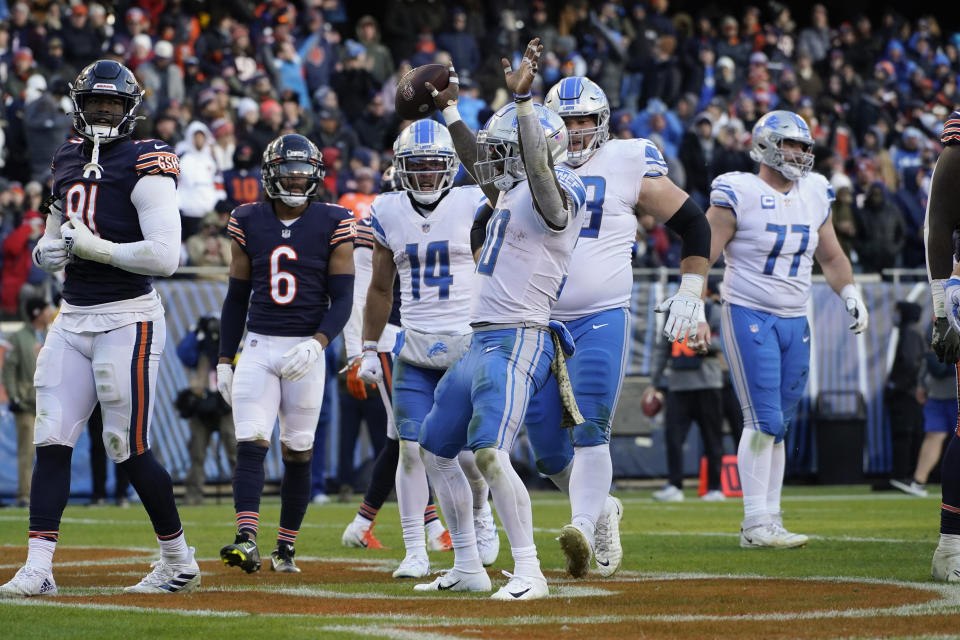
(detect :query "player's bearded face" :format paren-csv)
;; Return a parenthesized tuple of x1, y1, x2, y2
(279, 176, 309, 195)
(83, 95, 126, 128)
(779, 138, 812, 165)
(564, 115, 597, 152)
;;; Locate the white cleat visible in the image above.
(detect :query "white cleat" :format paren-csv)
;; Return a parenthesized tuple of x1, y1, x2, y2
(393, 554, 431, 579)
(475, 509, 500, 566)
(701, 490, 726, 502)
(594, 496, 623, 577)
(652, 484, 684, 502)
(124, 546, 201, 593)
(413, 568, 491, 592)
(490, 571, 549, 600)
(932, 534, 960, 582)
(0, 565, 57, 597)
(558, 524, 593, 578)
(740, 522, 808, 549)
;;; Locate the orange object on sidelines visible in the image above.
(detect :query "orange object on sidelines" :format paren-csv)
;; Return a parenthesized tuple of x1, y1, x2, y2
(698, 454, 743, 497)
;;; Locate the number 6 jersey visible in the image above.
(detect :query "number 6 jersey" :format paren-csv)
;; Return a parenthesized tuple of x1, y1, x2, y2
(710, 171, 835, 317)
(227, 201, 355, 336)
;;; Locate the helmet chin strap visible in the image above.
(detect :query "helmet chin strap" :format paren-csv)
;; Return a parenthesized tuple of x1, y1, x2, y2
(410, 189, 444, 204)
(279, 194, 308, 207)
(82, 133, 103, 180)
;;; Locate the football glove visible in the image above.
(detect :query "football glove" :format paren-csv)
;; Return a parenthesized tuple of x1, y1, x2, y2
(281, 338, 323, 381)
(841, 284, 869, 334)
(61, 217, 114, 264)
(931, 280, 960, 363)
(32, 235, 69, 273)
(216, 363, 234, 406)
(357, 347, 383, 384)
(655, 273, 704, 343)
(346, 356, 369, 400)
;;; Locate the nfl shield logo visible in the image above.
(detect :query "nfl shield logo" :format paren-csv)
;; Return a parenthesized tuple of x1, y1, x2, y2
(281, 229, 291, 238)
(401, 82, 414, 101)
(749, 324, 759, 333)
(250, 339, 258, 347)
(422, 222, 431, 233)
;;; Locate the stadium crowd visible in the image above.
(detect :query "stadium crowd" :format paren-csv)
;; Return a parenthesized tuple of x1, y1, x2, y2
(0, 0, 953, 319)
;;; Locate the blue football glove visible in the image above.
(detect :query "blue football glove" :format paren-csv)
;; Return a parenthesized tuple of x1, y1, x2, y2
(548, 320, 575, 358)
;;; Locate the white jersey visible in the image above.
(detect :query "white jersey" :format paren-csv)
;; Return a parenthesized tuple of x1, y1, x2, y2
(472, 166, 587, 326)
(551, 138, 667, 320)
(371, 186, 487, 335)
(710, 171, 835, 317)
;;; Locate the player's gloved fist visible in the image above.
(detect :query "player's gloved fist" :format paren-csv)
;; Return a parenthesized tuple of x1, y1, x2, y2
(32, 235, 69, 272)
(841, 284, 869, 334)
(932, 317, 960, 364)
(345, 356, 369, 400)
(216, 363, 234, 406)
(655, 273, 704, 343)
(281, 338, 323, 381)
(61, 217, 114, 264)
(357, 347, 383, 384)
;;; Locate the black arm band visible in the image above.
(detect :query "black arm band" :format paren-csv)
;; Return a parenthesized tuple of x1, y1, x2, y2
(664, 197, 710, 260)
(316, 273, 355, 343)
(219, 277, 252, 359)
(470, 204, 494, 253)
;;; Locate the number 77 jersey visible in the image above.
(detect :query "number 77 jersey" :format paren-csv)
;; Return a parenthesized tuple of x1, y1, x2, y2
(710, 171, 835, 317)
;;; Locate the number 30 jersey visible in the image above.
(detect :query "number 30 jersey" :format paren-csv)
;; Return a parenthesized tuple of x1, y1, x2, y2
(551, 138, 667, 320)
(227, 201, 355, 336)
(710, 171, 835, 317)
(370, 186, 487, 335)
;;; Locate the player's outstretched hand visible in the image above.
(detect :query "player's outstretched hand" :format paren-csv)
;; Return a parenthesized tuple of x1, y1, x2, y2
(932, 317, 960, 363)
(425, 64, 459, 112)
(281, 338, 323, 381)
(216, 363, 234, 406)
(502, 38, 542, 96)
(357, 349, 383, 385)
(655, 292, 703, 344)
(346, 356, 369, 400)
(842, 284, 869, 334)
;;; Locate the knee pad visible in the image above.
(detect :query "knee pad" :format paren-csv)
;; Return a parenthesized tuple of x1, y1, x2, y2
(753, 407, 786, 441)
(536, 453, 573, 477)
(281, 431, 315, 453)
(93, 361, 122, 403)
(282, 449, 313, 464)
(33, 390, 64, 446)
(570, 418, 612, 447)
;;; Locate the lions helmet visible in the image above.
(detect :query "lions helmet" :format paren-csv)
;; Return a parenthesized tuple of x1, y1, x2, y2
(749, 110, 815, 181)
(474, 102, 568, 192)
(544, 77, 610, 166)
(393, 119, 460, 204)
(262, 134, 325, 207)
(70, 59, 143, 141)
(380, 165, 400, 192)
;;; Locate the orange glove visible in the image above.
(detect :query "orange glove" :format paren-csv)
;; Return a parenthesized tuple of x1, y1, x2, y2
(346, 356, 371, 400)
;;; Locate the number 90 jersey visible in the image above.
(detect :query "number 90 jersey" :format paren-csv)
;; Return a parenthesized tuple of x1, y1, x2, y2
(227, 201, 355, 337)
(551, 138, 666, 320)
(710, 171, 835, 317)
(370, 187, 487, 335)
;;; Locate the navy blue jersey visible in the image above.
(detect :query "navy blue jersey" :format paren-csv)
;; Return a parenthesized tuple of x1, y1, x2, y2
(52, 136, 180, 306)
(354, 216, 402, 327)
(227, 201, 355, 337)
(222, 166, 263, 208)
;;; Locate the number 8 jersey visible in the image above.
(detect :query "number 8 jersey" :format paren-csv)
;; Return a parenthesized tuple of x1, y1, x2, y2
(710, 171, 835, 317)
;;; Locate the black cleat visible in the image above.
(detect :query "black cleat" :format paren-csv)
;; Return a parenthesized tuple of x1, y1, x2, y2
(220, 535, 262, 574)
(270, 544, 301, 573)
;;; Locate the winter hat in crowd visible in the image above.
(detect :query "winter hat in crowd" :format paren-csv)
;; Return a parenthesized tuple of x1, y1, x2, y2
(236, 97, 259, 120)
(154, 40, 174, 59)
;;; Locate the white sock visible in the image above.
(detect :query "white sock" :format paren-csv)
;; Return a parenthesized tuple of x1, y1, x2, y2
(458, 449, 491, 513)
(424, 517, 446, 540)
(476, 448, 536, 557)
(767, 440, 785, 519)
(511, 544, 543, 579)
(397, 440, 430, 556)
(548, 462, 572, 494)
(738, 428, 775, 527)
(569, 444, 612, 544)
(26, 538, 56, 572)
(420, 449, 483, 573)
(159, 532, 189, 563)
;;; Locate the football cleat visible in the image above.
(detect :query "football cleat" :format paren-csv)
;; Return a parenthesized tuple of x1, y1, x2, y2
(475, 509, 500, 566)
(413, 568, 491, 592)
(890, 479, 929, 497)
(125, 547, 201, 593)
(701, 490, 726, 502)
(490, 571, 549, 601)
(558, 524, 593, 578)
(393, 554, 430, 579)
(270, 545, 301, 573)
(652, 484, 684, 502)
(594, 496, 623, 577)
(740, 522, 808, 549)
(0, 565, 58, 597)
(220, 535, 262, 573)
(932, 534, 960, 582)
(342, 519, 385, 549)
(427, 528, 453, 552)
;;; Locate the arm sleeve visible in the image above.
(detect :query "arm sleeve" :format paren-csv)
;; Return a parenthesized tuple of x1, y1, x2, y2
(471, 202, 494, 253)
(316, 273, 355, 344)
(342, 247, 373, 359)
(111, 175, 181, 276)
(516, 101, 575, 228)
(218, 276, 252, 359)
(663, 197, 710, 259)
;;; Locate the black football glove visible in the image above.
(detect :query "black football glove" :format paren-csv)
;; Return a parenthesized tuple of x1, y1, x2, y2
(932, 317, 960, 364)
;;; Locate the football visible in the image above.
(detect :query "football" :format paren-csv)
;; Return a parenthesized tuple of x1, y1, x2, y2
(395, 63, 449, 121)
(641, 389, 664, 418)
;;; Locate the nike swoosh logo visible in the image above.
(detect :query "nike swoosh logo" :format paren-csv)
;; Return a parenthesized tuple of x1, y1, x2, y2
(802, 336, 810, 343)
(592, 323, 609, 330)
(509, 587, 532, 598)
(596, 559, 610, 567)
(483, 346, 501, 353)
(438, 579, 460, 590)
(154, 144, 165, 149)
(744, 536, 754, 544)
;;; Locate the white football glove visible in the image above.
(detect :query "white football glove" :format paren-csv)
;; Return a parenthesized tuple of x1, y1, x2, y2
(281, 338, 323, 381)
(61, 217, 114, 264)
(216, 363, 234, 406)
(945, 278, 960, 335)
(32, 235, 69, 272)
(841, 283, 869, 334)
(357, 347, 383, 384)
(655, 273, 704, 342)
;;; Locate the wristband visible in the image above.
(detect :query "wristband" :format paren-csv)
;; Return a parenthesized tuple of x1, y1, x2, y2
(441, 104, 461, 125)
(932, 279, 946, 317)
(677, 272, 704, 299)
(513, 92, 532, 103)
(362, 340, 378, 352)
(840, 283, 860, 302)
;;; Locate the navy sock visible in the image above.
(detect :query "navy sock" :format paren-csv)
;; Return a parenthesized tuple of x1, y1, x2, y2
(28, 445, 73, 543)
(120, 449, 182, 538)
(234, 442, 268, 539)
(941, 435, 960, 534)
(278, 459, 312, 548)
(362, 437, 399, 512)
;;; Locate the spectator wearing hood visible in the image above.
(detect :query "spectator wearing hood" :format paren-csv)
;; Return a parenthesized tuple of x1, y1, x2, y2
(885, 300, 926, 490)
(853, 180, 905, 272)
(177, 121, 225, 240)
(436, 8, 481, 75)
(332, 40, 381, 124)
(355, 14, 394, 85)
(310, 106, 358, 168)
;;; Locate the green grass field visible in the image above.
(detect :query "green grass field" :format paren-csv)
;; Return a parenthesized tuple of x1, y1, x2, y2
(0, 486, 956, 639)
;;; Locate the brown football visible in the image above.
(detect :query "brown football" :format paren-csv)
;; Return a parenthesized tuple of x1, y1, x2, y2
(395, 63, 450, 121)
